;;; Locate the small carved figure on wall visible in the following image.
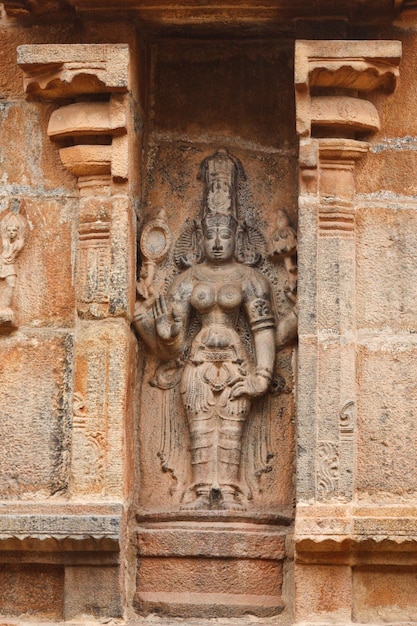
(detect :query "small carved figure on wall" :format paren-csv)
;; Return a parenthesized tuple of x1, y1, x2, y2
(136, 209, 172, 302)
(134, 148, 277, 511)
(269, 209, 298, 346)
(0, 205, 28, 328)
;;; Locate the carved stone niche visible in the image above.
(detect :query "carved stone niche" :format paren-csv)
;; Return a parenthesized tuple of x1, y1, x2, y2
(133, 148, 295, 618)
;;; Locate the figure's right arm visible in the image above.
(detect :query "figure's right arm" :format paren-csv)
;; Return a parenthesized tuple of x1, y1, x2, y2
(133, 302, 159, 354)
(133, 271, 193, 360)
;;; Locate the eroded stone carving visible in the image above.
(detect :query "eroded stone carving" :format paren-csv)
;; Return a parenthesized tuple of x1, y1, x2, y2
(269, 209, 297, 346)
(317, 441, 340, 500)
(137, 209, 172, 301)
(0, 204, 28, 328)
(134, 148, 276, 511)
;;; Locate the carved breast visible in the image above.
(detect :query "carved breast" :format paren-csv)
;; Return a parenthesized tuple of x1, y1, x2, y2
(191, 283, 215, 312)
(191, 282, 242, 313)
(217, 283, 242, 310)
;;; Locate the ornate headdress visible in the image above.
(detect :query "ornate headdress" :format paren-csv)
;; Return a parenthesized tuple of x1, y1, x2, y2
(174, 148, 265, 268)
(0, 206, 27, 241)
(198, 148, 246, 225)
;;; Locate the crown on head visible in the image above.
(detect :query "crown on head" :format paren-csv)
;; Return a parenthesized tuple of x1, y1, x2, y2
(198, 148, 246, 222)
(202, 213, 237, 232)
(206, 148, 236, 187)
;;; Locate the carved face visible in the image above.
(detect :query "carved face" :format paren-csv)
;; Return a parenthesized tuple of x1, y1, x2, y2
(6, 224, 19, 241)
(203, 225, 236, 263)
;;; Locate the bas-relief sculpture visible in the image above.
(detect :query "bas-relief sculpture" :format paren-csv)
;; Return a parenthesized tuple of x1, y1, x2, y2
(134, 148, 297, 512)
(0, 203, 28, 329)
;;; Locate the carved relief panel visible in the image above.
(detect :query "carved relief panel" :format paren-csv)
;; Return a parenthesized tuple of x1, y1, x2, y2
(0, 200, 29, 330)
(134, 147, 296, 517)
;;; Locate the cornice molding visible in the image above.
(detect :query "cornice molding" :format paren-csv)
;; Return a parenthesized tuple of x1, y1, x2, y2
(4, 0, 400, 25)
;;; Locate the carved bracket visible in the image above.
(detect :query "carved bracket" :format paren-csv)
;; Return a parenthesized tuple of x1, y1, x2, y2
(295, 40, 402, 233)
(17, 44, 129, 182)
(17, 44, 129, 98)
(17, 44, 132, 320)
(295, 40, 401, 139)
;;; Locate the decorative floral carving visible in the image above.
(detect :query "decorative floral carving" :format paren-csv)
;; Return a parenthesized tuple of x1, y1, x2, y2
(339, 400, 355, 435)
(72, 391, 105, 493)
(317, 441, 340, 499)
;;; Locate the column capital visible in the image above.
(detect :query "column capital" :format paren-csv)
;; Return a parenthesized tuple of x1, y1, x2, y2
(295, 39, 402, 139)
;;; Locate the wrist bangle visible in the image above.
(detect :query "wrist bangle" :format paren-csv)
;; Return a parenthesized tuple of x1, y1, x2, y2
(255, 367, 273, 381)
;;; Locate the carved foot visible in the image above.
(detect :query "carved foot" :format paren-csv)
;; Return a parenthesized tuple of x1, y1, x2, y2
(180, 493, 210, 510)
(0, 307, 15, 330)
(220, 490, 246, 511)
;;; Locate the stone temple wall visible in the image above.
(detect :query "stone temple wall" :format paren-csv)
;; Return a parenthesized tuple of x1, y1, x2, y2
(0, 1, 416, 622)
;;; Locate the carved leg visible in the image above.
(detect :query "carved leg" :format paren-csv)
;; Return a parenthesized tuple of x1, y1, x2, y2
(3, 275, 16, 308)
(218, 412, 246, 510)
(181, 411, 215, 510)
(0, 276, 16, 325)
(220, 487, 245, 511)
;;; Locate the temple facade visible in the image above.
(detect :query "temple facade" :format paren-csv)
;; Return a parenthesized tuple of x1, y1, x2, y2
(0, 0, 417, 622)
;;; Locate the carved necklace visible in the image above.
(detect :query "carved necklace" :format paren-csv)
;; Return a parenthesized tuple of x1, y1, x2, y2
(192, 262, 247, 283)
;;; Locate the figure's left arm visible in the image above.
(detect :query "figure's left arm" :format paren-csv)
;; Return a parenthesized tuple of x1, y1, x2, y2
(231, 271, 276, 399)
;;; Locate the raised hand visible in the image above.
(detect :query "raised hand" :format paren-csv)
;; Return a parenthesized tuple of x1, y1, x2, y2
(153, 295, 181, 343)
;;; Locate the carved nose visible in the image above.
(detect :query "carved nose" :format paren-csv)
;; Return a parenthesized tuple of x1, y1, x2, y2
(213, 236, 222, 250)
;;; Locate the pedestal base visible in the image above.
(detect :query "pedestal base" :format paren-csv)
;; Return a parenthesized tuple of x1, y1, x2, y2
(135, 515, 290, 618)
(136, 591, 284, 618)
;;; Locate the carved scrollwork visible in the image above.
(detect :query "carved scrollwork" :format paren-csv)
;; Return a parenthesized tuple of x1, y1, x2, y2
(339, 400, 355, 435)
(317, 441, 340, 499)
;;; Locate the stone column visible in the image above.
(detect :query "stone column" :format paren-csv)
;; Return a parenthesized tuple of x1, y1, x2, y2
(17, 43, 137, 618)
(294, 40, 402, 622)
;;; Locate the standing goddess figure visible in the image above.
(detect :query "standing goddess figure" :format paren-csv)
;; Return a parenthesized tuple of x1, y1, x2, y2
(134, 149, 276, 510)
